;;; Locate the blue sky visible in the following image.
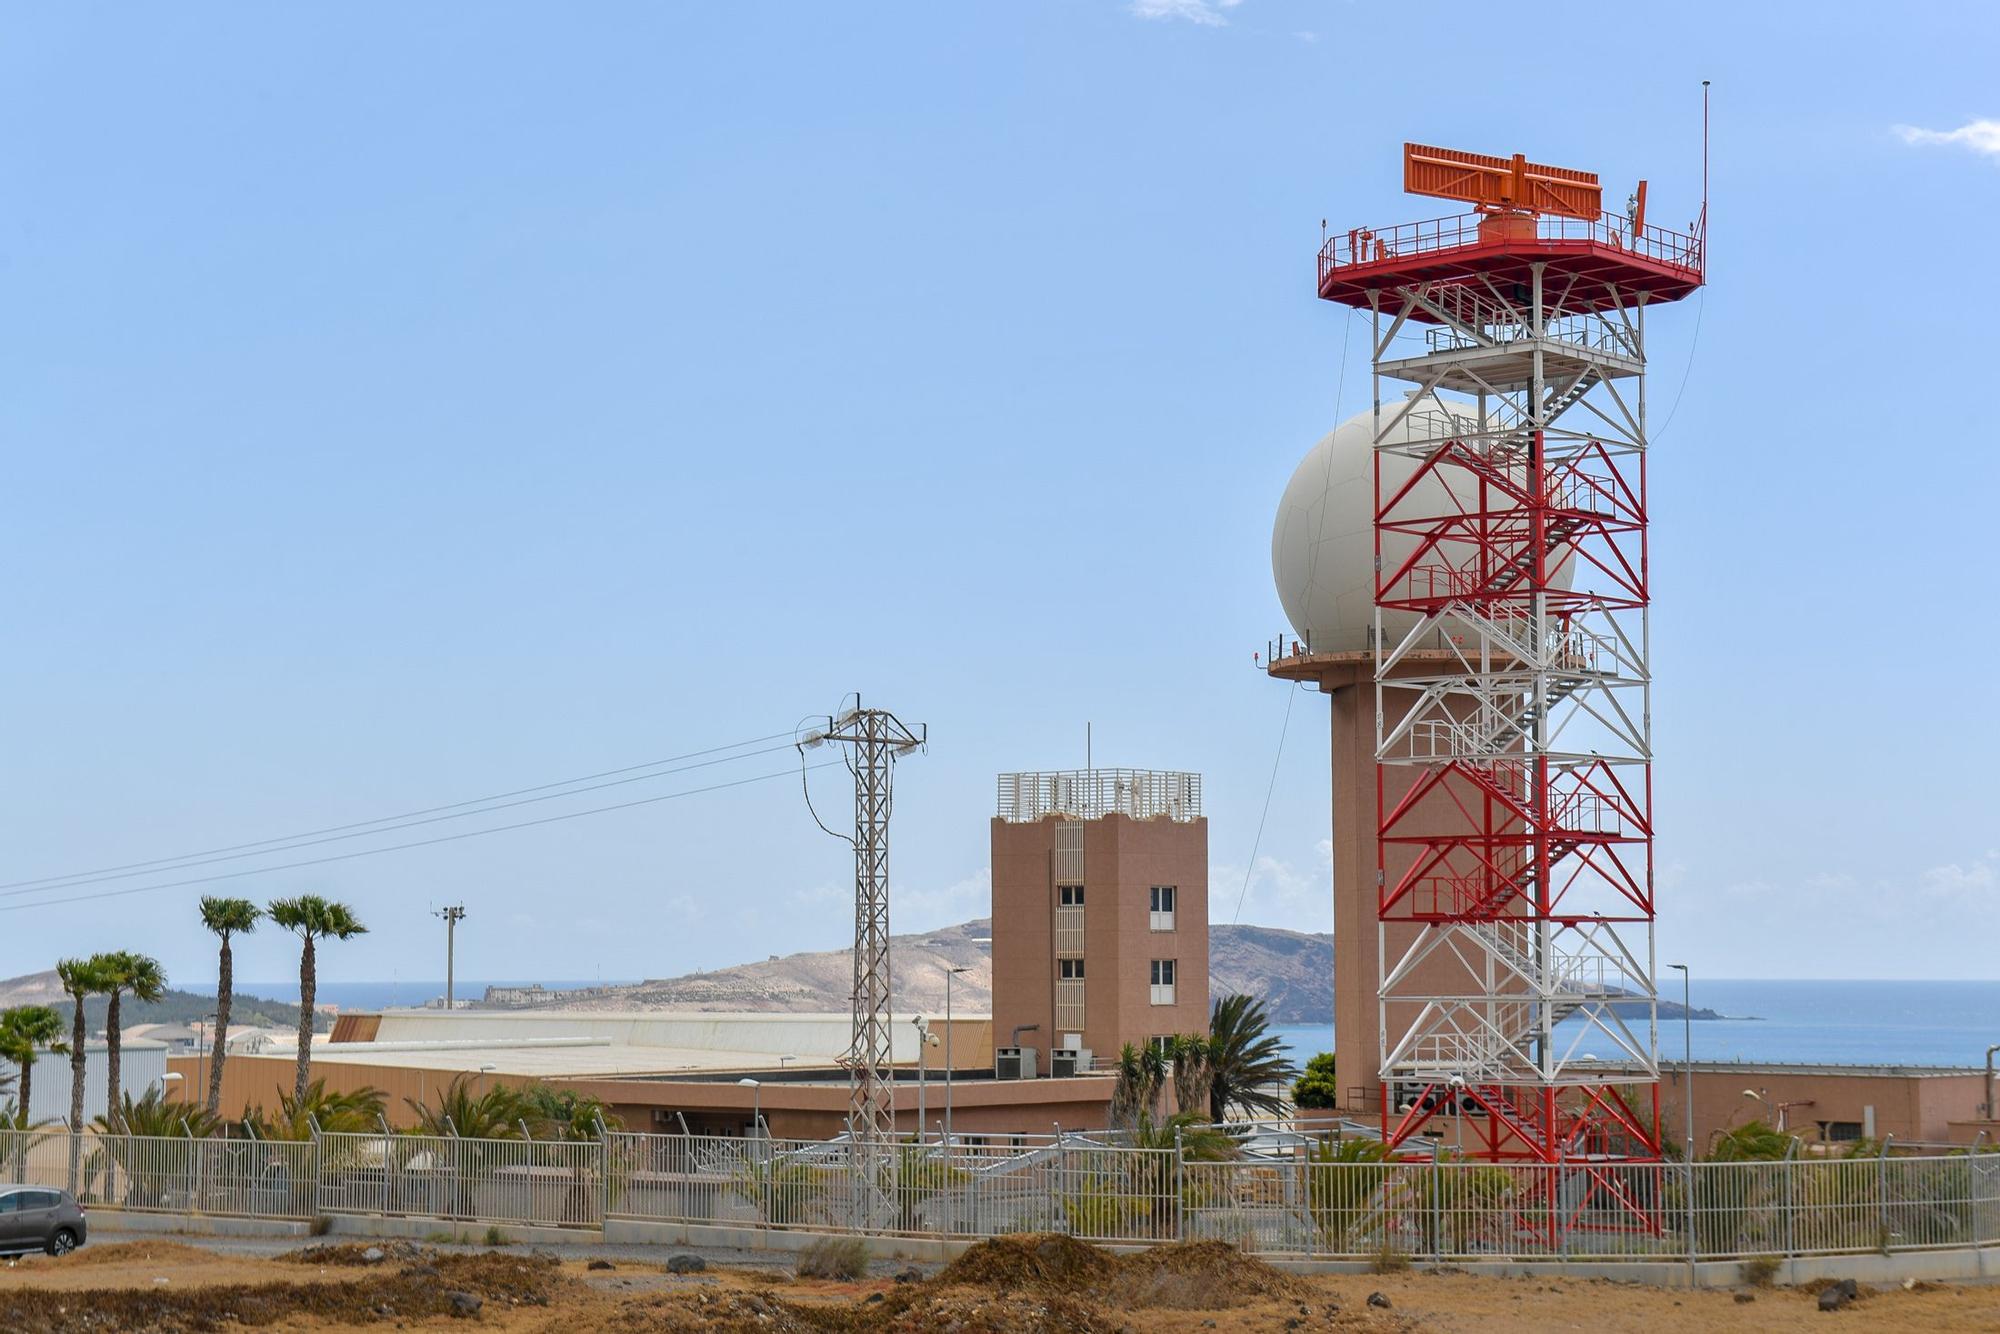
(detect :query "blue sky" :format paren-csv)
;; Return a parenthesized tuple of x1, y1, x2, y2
(0, 3, 1993, 992)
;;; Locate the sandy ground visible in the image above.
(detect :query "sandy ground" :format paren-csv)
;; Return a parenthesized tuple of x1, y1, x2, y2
(0, 1236, 1995, 1332)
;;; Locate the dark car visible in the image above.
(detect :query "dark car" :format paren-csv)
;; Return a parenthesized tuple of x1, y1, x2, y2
(0, 1185, 87, 1256)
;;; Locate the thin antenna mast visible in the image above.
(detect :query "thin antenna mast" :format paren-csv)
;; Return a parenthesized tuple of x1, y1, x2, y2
(1701, 80, 1711, 245)
(434, 904, 467, 1009)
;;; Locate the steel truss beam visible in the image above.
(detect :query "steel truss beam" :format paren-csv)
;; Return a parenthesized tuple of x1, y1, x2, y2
(1369, 272, 1661, 1173)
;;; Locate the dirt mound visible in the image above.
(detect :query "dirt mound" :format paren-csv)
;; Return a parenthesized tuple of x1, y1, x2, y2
(934, 1235, 1304, 1311)
(37, 1241, 216, 1269)
(273, 1240, 431, 1266)
(1108, 1241, 1312, 1309)
(935, 1234, 1114, 1293)
(0, 1248, 564, 1332)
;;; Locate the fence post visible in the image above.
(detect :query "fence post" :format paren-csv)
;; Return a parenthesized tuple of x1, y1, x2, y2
(1684, 1154, 1698, 1284)
(1174, 1125, 1185, 1243)
(1429, 1139, 1442, 1266)
(1782, 1138, 1798, 1266)
(1879, 1135, 1894, 1254)
(596, 1115, 611, 1232)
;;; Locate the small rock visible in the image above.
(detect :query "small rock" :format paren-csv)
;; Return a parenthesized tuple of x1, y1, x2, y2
(1734, 1293, 1755, 1304)
(446, 1291, 483, 1318)
(667, 1253, 707, 1274)
(361, 1247, 386, 1265)
(865, 1292, 885, 1304)
(1367, 1291, 1392, 1309)
(587, 1259, 615, 1271)
(893, 1267, 923, 1284)
(1818, 1287, 1847, 1312)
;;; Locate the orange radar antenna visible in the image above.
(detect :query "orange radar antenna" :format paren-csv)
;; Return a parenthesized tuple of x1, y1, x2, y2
(1403, 142, 1601, 220)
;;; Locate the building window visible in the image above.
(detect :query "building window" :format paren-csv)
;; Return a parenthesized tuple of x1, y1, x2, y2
(1149, 1035, 1175, 1058)
(1055, 886, 1085, 955)
(1149, 885, 1176, 931)
(1149, 958, 1177, 1006)
(1820, 1121, 1864, 1143)
(1059, 958, 1085, 980)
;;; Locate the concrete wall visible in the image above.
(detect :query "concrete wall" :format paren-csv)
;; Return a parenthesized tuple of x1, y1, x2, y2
(175, 1051, 1117, 1139)
(4, 1041, 168, 1125)
(1657, 1064, 1991, 1150)
(357, 1010, 945, 1064)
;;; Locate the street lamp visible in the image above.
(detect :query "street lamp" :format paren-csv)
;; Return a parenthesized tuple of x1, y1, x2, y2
(1667, 963, 1692, 1158)
(737, 1077, 763, 1147)
(945, 967, 969, 1148)
(911, 1018, 941, 1143)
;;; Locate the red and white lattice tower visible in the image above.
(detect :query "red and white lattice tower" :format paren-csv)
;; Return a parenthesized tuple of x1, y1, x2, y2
(1316, 145, 1704, 1198)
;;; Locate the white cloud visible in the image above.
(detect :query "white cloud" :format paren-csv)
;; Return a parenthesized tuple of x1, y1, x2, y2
(1211, 839, 1331, 932)
(1919, 851, 1998, 903)
(1894, 119, 2000, 163)
(1129, 0, 1243, 26)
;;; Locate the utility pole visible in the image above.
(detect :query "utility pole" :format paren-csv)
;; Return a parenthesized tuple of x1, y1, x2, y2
(801, 698, 925, 1173)
(435, 905, 467, 1009)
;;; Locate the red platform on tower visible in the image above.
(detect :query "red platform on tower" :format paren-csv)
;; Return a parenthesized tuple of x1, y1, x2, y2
(1318, 211, 1704, 316)
(1316, 143, 1704, 317)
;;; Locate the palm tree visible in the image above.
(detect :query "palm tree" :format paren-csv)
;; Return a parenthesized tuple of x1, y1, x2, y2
(1169, 1033, 1210, 1118)
(1110, 1043, 1161, 1128)
(241, 1078, 386, 1140)
(521, 1084, 622, 1141)
(1203, 993, 1296, 1124)
(268, 895, 367, 1105)
(56, 957, 111, 1191)
(199, 896, 262, 1115)
(0, 1005, 67, 1130)
(405, 1074, 530, 1140)
(100, 951, 167, 1129)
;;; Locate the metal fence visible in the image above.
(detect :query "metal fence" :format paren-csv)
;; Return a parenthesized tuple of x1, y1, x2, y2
(317, 1131, 603, 1229)
(0, 1128, 317, 1220)
(7, 1126, 1997, 1265)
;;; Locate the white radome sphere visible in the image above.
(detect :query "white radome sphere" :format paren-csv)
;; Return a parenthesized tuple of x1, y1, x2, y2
(1271, 396, 1573, 655)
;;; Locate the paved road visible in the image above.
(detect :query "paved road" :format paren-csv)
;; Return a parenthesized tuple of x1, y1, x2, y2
(85, 1228, 935, 1278)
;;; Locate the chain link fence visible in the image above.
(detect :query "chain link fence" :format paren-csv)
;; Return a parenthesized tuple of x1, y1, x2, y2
(6, 1127, 1997, 1263)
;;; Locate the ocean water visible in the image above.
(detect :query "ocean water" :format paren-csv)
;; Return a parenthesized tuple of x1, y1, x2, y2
(1273, 978, 2000, 1072)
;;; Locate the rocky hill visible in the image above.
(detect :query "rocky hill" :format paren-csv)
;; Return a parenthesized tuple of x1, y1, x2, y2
(0, 969, 312, 1032)
(480, 919, 1338, 1024)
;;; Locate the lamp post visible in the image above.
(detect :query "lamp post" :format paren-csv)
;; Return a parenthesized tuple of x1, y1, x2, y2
(945, 967, 969, 1148)
(737, 1077, 763, 1149)
(912, 1018, 940, 1143)
(1667, 963, 1693, 1158)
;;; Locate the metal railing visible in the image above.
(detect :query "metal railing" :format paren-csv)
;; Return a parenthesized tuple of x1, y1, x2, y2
(996, 769, 1201, 823)
(1319, 212, 1705, 284)
(317, 1131, 603, 1229)
(0, 1128, 317, 1220)
(6, 1126, 1995, 1265)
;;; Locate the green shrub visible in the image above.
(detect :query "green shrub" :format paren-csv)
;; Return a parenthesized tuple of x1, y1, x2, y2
(795, 1236, 869, 1280)
(1741, 1254, 1780, 1286)
(1292, 1053, 1339, 1111)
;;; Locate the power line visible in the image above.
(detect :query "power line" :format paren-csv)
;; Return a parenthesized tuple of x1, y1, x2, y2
(1231, 683, 1300, 925)
(0, 729, 799, 896)
(0, 760, 841, 915)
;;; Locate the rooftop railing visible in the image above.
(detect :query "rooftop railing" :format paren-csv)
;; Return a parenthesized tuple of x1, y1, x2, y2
(1318, 211, 1705, 287)
(996, 768, 1202, 823)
